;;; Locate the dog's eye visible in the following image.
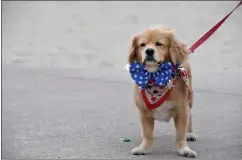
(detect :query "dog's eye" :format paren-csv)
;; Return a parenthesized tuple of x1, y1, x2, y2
(156, 42, 163, 46)
(140, 43, 146, 47)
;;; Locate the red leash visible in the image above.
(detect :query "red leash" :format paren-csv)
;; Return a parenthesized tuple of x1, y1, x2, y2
(142, 1, 242, 110)
(189, 1, 242, 53)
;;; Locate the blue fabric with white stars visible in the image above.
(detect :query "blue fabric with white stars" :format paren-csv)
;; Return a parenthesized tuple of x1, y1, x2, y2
(129, 61, 178, 89)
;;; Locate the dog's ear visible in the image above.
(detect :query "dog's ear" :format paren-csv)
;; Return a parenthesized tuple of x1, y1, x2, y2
(128, 36, 137, 64)
(168, 32, 189, 65)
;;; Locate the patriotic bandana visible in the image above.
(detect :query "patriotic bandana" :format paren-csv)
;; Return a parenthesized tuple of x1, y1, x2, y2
(128, 61, 179, 89)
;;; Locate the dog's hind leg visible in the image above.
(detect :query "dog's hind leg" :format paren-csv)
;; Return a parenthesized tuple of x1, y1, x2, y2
(186, 109, 197, 141)
(186, 73, 197, 142)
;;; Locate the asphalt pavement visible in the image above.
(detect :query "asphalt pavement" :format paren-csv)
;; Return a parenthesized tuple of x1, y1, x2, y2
(2, 65, 242, 159)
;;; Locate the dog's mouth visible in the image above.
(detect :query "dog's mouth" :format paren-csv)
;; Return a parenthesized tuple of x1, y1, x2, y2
(143, 59, 161, 68)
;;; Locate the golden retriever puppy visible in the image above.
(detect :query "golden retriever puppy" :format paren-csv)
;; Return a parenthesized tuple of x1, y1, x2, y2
(127, 27, 197, 158)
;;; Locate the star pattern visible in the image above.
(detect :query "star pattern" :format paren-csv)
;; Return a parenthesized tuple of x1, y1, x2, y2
(129, 61, 175, 89)
(166, 80, 175, 89)
(153, 89, 159, 94)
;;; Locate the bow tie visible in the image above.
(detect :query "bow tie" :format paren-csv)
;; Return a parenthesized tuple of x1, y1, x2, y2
(129, 61, 177, 89)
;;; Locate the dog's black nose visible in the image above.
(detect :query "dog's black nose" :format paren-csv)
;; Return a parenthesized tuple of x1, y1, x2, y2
(146, 48, 154, 56)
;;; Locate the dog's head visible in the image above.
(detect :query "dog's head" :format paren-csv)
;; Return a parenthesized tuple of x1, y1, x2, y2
(128, 27, 189, 72)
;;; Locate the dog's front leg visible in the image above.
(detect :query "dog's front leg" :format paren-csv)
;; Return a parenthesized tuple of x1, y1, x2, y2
(132, 110, 154, 155)
(173, 106, 197, 158)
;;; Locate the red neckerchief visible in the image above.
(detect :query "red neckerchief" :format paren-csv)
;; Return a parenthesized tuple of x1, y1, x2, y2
(140, 68, 190, 111)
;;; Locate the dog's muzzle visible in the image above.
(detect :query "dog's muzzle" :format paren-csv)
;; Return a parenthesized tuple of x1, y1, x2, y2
(143, 48, 158, 65)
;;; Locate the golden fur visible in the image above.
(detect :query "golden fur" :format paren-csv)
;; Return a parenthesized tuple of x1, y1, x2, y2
(128, 27, 197, 158)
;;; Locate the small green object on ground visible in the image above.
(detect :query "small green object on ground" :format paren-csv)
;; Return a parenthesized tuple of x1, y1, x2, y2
(120, 137, 130, 142)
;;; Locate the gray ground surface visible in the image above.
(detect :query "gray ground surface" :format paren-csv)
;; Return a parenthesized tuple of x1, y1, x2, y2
(2, 1, 242, 159)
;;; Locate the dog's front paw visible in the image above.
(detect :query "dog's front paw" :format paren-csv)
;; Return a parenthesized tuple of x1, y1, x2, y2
(132, 147, 151, 155)
(186, 132, 197, 141)
(178, 147, 197, 158)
